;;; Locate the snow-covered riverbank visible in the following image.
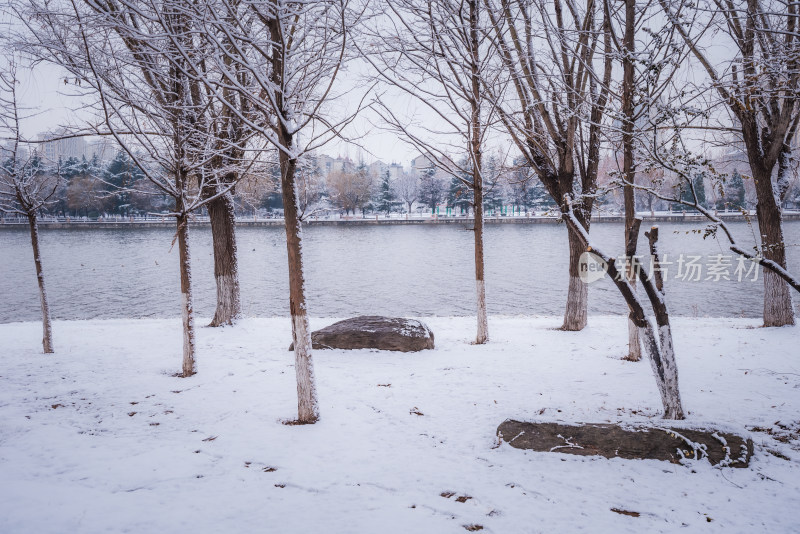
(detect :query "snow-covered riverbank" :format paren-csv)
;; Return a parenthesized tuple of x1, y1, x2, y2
(1, 317, 798, 533)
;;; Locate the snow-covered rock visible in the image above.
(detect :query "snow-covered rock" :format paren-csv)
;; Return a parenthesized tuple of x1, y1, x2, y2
(289, 316, 435, 352)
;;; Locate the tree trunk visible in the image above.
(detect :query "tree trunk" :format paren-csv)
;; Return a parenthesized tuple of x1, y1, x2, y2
(470, 0, 488, 345)
(752, 167, 795, 327)
(562, 222, 588, 331)
(27, 211, 53, 354)
(622, 0, 641, 360)
(636, 320, 682, 419)
(206, 191, 241, 326)
(176, 212, 196, 377)
(281, 155, 319, 424)
(624, 216, 642, 362)
(640, 227, 684, 419)
(473, 184, 488, 344)
(624, 223, 640, 360)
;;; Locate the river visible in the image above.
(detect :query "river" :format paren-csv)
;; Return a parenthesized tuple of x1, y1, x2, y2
(1, 220, 798, 323)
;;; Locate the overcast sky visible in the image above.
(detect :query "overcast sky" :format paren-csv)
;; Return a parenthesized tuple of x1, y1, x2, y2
(15, 58, 425, 166)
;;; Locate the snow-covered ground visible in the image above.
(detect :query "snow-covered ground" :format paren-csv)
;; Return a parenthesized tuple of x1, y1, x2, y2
(0, 316, 798, 533)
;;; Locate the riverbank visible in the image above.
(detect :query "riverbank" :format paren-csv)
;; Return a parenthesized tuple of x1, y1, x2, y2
(2, 211, 798, 229)
(0, 316, 797, 533)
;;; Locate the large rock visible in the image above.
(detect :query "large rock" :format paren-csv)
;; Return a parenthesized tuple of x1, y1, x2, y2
(497, 420, 753, 468)
(289, 316, 434, 352)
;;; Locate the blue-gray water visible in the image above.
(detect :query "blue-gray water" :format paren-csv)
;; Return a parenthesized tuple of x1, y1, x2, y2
(1, 221, 798, 323)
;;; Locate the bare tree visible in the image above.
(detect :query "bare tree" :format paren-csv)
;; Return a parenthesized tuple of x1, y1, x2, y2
(365, 0, 497, 343)
(327, 167, 374, 215)
(186, 0, 364, 422)
(483, 0, 613, 331)
(600, 0, 695, 357)
(19, 0, 248, 376)
(392, 171, 419, 214)
(202, 88, 249, 327)
(619, 0, 641, 360)
(234, 163, 276, 218)
(0, 58, 58, 353)
(660, 0, 798, 326)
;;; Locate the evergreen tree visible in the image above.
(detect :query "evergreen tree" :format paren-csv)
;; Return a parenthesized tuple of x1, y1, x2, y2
(64, 155, 104, 217)
(725, 169, 746, 209)
(507, 159, 531, 213)
(60, 156, 81, 181)
(447, 160, 472, 213)
(375, 170, 397, 214)
(528, 178, 556, 210)
(104, 150, 145, 215)
(482, 155, 504, 214)
(263, 161, 284, 211)
(675, 173, 707, 211)
(419, 165, 444, 211)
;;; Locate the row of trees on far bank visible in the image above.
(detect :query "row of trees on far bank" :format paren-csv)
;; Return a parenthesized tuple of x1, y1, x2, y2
(3, 0, 800, 426)
(7, 149, 790, 221)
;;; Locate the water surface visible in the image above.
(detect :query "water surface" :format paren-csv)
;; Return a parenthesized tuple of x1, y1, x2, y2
(1, 221, 798, 323)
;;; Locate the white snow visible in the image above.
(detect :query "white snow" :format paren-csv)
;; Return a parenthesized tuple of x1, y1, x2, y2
(0, 316, 798, 533)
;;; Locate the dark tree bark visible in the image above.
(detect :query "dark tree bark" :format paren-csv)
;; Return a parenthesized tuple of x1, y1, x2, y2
(205, 189, 241, 326)
(751, 164, 795, 327)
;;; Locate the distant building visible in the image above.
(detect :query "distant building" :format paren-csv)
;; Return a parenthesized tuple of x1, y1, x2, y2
(410, 153, 459, 180)
(411, 154, 435, 174)
(316, 154, 334, 176)
(88, 138, 116, 164)
(332, 156, 354, 174)
(38, 129, 88, 163)
(315, 154, 355, 176)
(369, 160, 388, 178)
(388, 162, 404, 180)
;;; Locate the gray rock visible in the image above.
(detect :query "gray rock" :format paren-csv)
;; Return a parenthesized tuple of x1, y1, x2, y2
(289, 316, 434, 352)
(497, 420, 753, 467)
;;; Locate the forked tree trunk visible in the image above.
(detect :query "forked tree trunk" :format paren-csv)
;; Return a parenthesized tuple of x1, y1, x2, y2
(281, 155, 319, 424)
(563, 222, 588, 331)
(176, 212, 196, 377)
(563, 208, 684, 419)
(27, 211, 53, 353)
(752, 168, 795, 326)
(206, 191, 241, 326)
(473, 183, 488, 344)
(639, 226, 684, 419)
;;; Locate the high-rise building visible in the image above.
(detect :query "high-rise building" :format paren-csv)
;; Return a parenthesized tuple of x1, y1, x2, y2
(88, 138, 116, 164)
(37, 129, 88, 163)
(388, 163, 404, 180)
